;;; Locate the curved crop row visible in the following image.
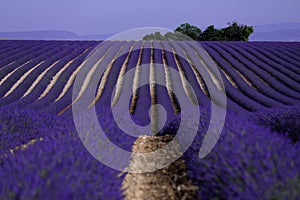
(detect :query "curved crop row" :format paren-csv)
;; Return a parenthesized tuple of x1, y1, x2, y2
(9, 42, 95, 109)
(241, 43, 300, 85)
(201, 43, 266, 111)
(0, 42, 57, 81)
(214, 43, 299, 104)
(203, 42, 300, 106)
(258, 44, 300, 69)
(0, 40, 300, 115)
(0, 45, 79, 105)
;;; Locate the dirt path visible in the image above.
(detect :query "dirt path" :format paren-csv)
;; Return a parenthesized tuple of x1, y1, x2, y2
(122, 135, 198, 200)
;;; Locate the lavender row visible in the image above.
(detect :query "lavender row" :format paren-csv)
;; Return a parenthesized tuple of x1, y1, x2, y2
(0, 45, 83, 106)
(255, 42, 300, 57)
(0, 41, 64, 70)
(160, 41, 205, 111)
(205, 42, 300, 105)
(182, 106, 300, 199)
(211, 42, 287, 107)
(251, 105, 300, 142)
(52, 41, 126, 115)
(213, 42, 300, 103)
(0, 106, 60, 154)
(0, 41, 60, 81)
(243, 42, 300, 73)
(171, 41, 210, 106)
(27, 44, 98, 112)
(8, 45, 92, 108)
(95, 41, 134, 103)
(0, 106, 128, 199)
(0, 41, 37, 62)
(240, 44, 300, 95)
(131, 41, 152, 124)
(0, 42, 77, 99)
(242, 43, 300, 82)
(0, 48, 60, 99)
(200, 43, 267, 111)
(0, 42, 46, 74)
(153, 42, 179, 125)
(258, 44, 300, 67)
(187, 42, 251, 112)
(0, 40, 42, 61)
(12, 45, 93, 110)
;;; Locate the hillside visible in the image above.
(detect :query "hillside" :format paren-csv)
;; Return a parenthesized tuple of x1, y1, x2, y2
(250, 22, 300, 41)
(0, 40, 299, 199)
(0, 30, 113, 40)
(1, 23, 300, 41)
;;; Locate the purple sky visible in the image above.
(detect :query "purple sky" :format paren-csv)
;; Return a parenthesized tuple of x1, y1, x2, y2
(1, 0, 300, 35)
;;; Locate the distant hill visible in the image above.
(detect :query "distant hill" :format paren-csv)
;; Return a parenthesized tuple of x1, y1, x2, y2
(78, 33, 114, 40)
(1, 23, 300, 41)
(254, 23, 300, 32)
(0, 30, 77, 40)
(250, 23, 300, 41)
(0, 30, 113, 40)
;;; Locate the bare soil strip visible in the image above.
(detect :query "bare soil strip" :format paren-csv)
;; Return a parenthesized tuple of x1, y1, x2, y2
(171, 46, 198, 105)
(39, 47, 91, 101)
(217, 64, 239, 89)
(39, 55, 79, 100)
(58, 46, 113, 115)
(112, 42, 137, 106)
(191, 47, 225, 92)
(180, 45, 210, 96)
(4, 61, 45, 97)
(22, 60, 60, 98)
(0, 138, 43, 162)
(89, 45, 125, 107)
(1, 61, 16, 70)
(130, 42, 144, 114)
(54, 48, 92, 103)
(160, 43, 180, 115)
(122, 135, 198, 200)
(9, 138, 43, 154)
(0, 60, 32, 86)
(149, 42, 158, 134)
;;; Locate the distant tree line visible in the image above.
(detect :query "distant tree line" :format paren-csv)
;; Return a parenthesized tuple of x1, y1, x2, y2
(143, 22, 254, 41)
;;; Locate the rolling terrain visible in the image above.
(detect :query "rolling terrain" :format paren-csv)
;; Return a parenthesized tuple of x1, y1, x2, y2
(0, 40, 299, 199)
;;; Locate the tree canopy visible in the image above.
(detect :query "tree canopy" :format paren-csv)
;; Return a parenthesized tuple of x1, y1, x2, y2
(174, 23, 202, 41)
(143, 22, 254, 41)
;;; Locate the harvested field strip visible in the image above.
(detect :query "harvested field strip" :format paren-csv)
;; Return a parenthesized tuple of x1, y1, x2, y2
(130, 42, 144, 114)
(53, 48, 93, 102)
(22, 60, 61, 99)
(112, 42, 137, 106)
(171, 45, 198, 105)
(0, 60, 32, 86)
(3, 61, 45, 97)
(122, 135, 198, 200)
(160, 42, 180, 114)
(58, 45, 114, 115)
(89, 44, 126, 107)
(149, 42, 158, 133)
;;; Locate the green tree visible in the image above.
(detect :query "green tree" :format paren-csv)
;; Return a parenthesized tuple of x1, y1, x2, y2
(165, 32, 191, 41)
(175, 23, 202, 40)
(164, 32, 180, 41)
(143, 31, 192, 41)
(143, 32, 165, 40)
(221, 22, 254, 41)
(143, 22, 254, 41)
(201, 25, 221, 41)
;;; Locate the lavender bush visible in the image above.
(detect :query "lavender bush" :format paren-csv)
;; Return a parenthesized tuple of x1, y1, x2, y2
(181, 108, 300, 199)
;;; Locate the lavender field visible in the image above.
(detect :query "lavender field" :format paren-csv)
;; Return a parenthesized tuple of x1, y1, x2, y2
(0, 40, 300, 199)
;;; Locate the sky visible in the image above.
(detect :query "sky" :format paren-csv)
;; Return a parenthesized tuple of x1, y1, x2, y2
(0, 0, 300, 35)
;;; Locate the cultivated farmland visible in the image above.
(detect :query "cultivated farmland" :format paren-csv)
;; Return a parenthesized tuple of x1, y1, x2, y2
(0, 40, 299, 199)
